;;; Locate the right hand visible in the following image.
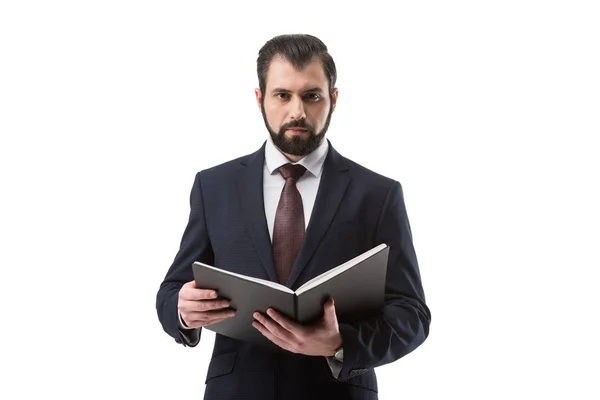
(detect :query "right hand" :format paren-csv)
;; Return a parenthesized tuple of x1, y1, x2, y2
(178, 280, 236, 329)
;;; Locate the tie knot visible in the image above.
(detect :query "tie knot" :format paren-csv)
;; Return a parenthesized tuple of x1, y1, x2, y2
(278, 163, 306, 181)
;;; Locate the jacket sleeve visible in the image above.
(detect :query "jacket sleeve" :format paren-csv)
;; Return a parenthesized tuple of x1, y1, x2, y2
(156, 172, 214, 346)
(337, 181, 431, 380)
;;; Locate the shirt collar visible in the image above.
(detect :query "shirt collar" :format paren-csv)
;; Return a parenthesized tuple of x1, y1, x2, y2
(265, 136, 329, 178)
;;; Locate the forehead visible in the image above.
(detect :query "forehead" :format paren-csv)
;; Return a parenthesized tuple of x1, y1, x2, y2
(265, 56, 328, 92)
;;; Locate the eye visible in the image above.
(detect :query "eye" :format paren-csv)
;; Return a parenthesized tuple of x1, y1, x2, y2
(275, 93, 290, 100)
(304, 93, 321, 102)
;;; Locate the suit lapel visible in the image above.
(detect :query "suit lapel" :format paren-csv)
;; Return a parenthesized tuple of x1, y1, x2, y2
(236, 143, 279, 283)
(286, 143, 350, 288)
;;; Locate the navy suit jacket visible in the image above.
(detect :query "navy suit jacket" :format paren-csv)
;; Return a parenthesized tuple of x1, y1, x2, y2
(156, 141, 431, 400)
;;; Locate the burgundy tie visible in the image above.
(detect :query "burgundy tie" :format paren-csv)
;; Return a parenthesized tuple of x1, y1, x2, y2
(273, 163, 307, 285)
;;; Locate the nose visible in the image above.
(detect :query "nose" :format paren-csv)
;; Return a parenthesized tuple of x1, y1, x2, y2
(289, 96, 306, 120)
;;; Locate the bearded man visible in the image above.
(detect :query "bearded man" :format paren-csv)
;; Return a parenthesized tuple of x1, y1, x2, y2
(156, 33, 430, 400)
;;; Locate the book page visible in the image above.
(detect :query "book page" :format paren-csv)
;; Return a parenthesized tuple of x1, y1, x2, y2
(195, 263, 294, 294)
(295, 243, 388, 296)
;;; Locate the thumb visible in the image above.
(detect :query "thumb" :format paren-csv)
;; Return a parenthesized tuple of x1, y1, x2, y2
(324, 298, 336, 320)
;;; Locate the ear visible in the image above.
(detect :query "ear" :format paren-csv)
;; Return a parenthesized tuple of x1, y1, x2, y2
(331, 88, 339, 112)
(254, 88, 263, 111)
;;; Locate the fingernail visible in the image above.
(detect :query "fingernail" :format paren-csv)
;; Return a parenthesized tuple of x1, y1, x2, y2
(211, 292, 217, 298)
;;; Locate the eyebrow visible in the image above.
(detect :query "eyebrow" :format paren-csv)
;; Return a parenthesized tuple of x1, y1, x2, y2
(271, 87, 325, 94)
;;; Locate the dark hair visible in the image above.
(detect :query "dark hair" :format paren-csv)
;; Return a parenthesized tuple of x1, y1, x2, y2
(257, 34, 337, 97)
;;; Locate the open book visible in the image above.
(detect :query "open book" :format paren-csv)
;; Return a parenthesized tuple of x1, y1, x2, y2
(192, 243, 389, 346)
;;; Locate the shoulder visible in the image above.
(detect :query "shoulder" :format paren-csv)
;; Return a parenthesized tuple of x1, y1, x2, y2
(332, 146, 399, 194)
(195, 144, 264, 183)
(346, 158, 396, 186)
(200, 154, 249, 176)
(335, 151, 409, 219)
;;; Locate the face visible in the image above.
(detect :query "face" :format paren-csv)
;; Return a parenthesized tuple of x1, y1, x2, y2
(255, 56, 338, 158)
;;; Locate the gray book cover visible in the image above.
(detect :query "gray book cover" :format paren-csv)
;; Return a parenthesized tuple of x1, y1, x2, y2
(192, 243, 389, 347)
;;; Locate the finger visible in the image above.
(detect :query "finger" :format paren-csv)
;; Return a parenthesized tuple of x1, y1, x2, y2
(324, 297, 335, 309)
(324, 297, 336, 316)
(201, 309, 236, 321)
(253, 321, 294, 352)
(203, 317, 228, 327)
(266, 308, 302, 333)
(187, 316, 229, 329)
(253, 312, 293, 342)
(185, 309, 236, 323)
(179, 299, 230, 314)
(179, 301, 229, 324)
(322, 298, 339, 328)
(182, 287, 219, 301)
(195, 299, 232, 312)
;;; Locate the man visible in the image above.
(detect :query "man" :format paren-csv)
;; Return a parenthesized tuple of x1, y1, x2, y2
(156, 33, 430, 400)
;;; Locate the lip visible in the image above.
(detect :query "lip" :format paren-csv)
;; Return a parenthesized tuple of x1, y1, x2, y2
(287, 128, 308, 132)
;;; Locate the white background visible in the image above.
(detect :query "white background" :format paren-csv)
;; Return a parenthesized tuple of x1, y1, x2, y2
(1, 1, 599, 399)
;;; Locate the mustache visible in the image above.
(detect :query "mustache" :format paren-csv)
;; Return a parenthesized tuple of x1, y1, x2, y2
(281, 119, 313, 131)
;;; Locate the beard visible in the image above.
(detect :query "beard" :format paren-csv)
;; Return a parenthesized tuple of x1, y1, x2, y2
(261, 101, 333, 157)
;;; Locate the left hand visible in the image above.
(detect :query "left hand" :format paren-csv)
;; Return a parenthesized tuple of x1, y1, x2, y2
(252, 298, 343, 357)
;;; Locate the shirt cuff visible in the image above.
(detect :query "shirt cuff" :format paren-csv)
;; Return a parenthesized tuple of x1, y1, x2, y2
(325, 356, 343, 379)
(177, 312, 201, 347)
(178, 312, 193, 330)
